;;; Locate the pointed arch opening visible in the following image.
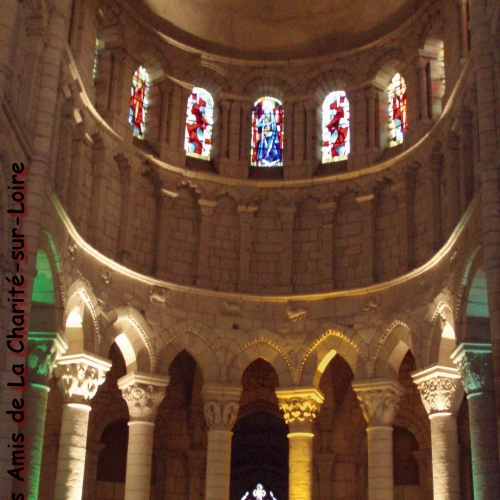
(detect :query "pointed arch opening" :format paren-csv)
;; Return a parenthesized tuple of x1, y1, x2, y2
(231, 358, 288, 500)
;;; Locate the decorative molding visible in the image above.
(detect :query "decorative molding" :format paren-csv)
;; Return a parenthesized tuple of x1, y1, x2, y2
(220, 300, 243, 316)
(412, 366, 463, 415)
(451, 343, 494, 395)
(276, 387, 324, 424)
(27, 332, 68, 386)
(150, 286, 171, 306)
(55, 352, 111, 403)
(202, 384, 242, 430)
(352, 379, 404, 427)
(287, 304, 307, 322)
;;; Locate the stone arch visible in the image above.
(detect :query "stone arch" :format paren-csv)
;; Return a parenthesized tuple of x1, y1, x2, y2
(370, 317, 417, 378)
(103, 305, 155, 373)
(128, 41, 170, 84)
(156, 320, 222, 383)
(368, 51, 404, 87)
(64, 278, 103, 354)
(393, 407, 431, 451)
(243, 74, 295, 104)
(455, 245, 483, 331)
(182, 65, 231, 98)
(226, 336, 294, 387)
(300, 325, 366, 387)
(306, 69, 355, 105)
(424, 292, 457, 366)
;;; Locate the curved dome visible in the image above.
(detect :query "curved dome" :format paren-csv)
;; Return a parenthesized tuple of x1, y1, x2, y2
(139, 0, 419, 58)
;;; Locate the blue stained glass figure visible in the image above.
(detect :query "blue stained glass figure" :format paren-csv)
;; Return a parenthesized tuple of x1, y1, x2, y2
(251, 97, 284, 167)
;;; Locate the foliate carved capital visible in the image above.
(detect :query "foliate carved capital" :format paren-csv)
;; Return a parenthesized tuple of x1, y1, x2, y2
(278, 207, 297, 226)
(198, 199, 218, 219)
(352, 379, 404, 427)
(202, 383, 242, 430)
(451, 343, 494, 396)
(276, 387, 324, 425)
(27, 332, 68, 386)
(118, 372, 169, 422)
(55, 353, 111, 404)
(318, 201, 337, 225)
(412, 366, 464, 415)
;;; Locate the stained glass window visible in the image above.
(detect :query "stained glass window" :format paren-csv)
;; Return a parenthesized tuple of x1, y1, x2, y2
(129, 66, 149, 139)
(185, 87, 214, 160)
(251, 97, 284, 167)
(322, 91, 350, 163)
(388, 73, 408, 147)
(93, 38, 104, 82)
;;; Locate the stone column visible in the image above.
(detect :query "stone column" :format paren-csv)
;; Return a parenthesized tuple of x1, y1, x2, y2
(25, 332, 67, 500)
(53, 352, 111, 500)
(451, 343, 500, 499)
(418, 54, 432, 121)
(278, 206, 296, 288)
(315, 453, 334, 499)
(237, 205, 257, 290)
(115, 155, 133, 265)
(202, 383, 242, 500)
(412, 365, 464, 500)
(277, 387, 324, 500)
(352, 379, 404, 500)
(318, 202, 336, 286)
(427, 153, 443, 252)
(118, 372, 169, 500)
(459, 0, 469, 58)
(228, 100, 241, 161)
(197, 199, 217, 286)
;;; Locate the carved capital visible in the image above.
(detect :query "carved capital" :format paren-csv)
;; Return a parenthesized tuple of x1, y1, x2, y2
(55, 352, 112, 404)
(276, 387, 324, 425)
(412, 366, 464, 415)
(318, 201, 337, 225)
(27, 332, 68, 386)
(451, 343, 494, 396)
(118, 372, 169, 422)
(352, 379, 404, 427)
(237, 205, 258, 227)
(198, 199, 218, 219)
(278, 206, 297, 226)
(202, 383, 242, 430)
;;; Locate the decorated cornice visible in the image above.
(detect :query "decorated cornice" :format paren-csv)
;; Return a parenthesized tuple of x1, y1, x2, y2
(202, 383, 242, 430)
(412, 365, 464, 416)
(118, 372, 169, 422)
(451, 343, 494, 396)
(55, 352, 112, 404)
(352, 379, 404, 427)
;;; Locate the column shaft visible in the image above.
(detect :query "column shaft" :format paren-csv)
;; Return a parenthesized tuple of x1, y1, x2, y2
(430, 414, 460, 500)
(367, 426, 394, 500)
(205, 429, 233, 500)
(26, 385, 50, 500)
(54, 403, 91, 500)
(288, 432, 314, 500)
(125, 421, 155, 500)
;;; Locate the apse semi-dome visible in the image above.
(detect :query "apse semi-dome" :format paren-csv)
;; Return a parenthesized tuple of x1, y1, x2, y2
(136, 0, 420, 58)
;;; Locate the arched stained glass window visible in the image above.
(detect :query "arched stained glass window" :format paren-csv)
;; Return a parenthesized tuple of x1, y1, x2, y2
(388, 73, 408, 147)
(251, 97, 284, 167)
(129, 66, 149, 139)
(322, 91, 350, 163)
(185, 87, 214, 160)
